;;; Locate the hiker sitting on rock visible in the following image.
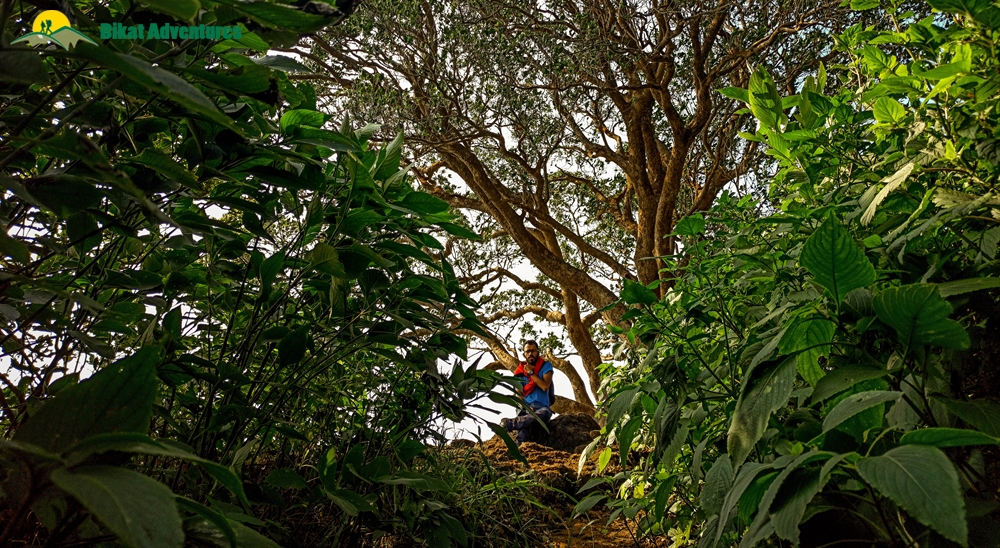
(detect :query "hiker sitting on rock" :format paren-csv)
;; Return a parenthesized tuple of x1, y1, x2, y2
(500, 340, 554, 445)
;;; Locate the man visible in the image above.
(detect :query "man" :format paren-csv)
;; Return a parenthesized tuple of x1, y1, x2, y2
(500, 340, 554, 445)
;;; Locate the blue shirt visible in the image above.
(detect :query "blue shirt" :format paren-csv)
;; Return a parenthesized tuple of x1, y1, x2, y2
(518, 360, 554, 408)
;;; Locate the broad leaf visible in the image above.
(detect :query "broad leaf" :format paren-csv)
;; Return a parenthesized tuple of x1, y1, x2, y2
(873, 284, 970, 349)
(139, 0, 199, 20)
(778, 318, 834, 386)
(811, 365, 889, 403)
(822, 390, 902, 434)
(857, 445, 967, 545)
(51, 466, 184, 548)
(728, 358, 796, 468)
(71, 43, 235, 130)
(933, 397, 1000, 437)
(14, 347, 161, 452)
(701, 454, 733, 516)
(900, 427, 999, 447)
(800, 217, 877, 303)
(621, 281, 657, 306)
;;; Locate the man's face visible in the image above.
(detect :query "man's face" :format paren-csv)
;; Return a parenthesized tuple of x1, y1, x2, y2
(523, 345, 540, 363)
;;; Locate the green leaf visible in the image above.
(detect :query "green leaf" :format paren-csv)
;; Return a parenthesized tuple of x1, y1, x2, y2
(265, 468, 309, 489)
(811, 366, 889, 403)
(741, 452, 834, 548)
(621, 281, 657, 306)
(187, 65, 273, 95)
(936, 277, 1000, 297)
(800, 216, 877, 303)
(71, 43, 235, 130)
(873, 284, 970, 349)
(252, 55, 311, 73)
(606, 386, 640, 428)
(778, 318, 834, 386)
(213, 0, 335, 32)
(822, 390, 902, 434)
(618, 416, 642, 465)
(573, 493, 607, 517)
(280, 109, 328, 134)
(597, 446, 612, 473)
(771, 455, 846, 544)
(14, 348, 161, 453)
(748, 66, 784, 131)
(278, 325, 310, 366)
(231, 522, 281, 548)
(307, 243, 346, 277)
(674, 214, 706, 236)
(139, 0, 200, 20)
(927, 0, 990, 14)
(437, 222, 479, 240)
(175, 497, 237, 548)
(51, 466, 184, 548)
(259, 250, 285, 299)
(701, 454, 733, 516)
(861, 162, 915, 226)
(933, 397, 1000, 437)
(0, 50, 50, 85)
(128, 150, 201, 190)
(901, 428, 999, 448)
(850, 0, 880, 9)
(401, 192, 450, 215)
(857, 445, 967, 545)
(24, 176, 104, 218)
(728, 357, 796, 468)
(873, 97, 906, 124)
(718, 86, 750, 103)
(59, 432, 249, 507)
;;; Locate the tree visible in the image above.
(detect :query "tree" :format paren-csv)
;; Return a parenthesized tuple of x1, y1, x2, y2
(296, 0, 851, 409)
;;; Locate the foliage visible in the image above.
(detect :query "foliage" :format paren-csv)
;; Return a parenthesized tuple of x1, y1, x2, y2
(587, 1, 1000, 546)
(305, 0, 856, 407)
(0, 1, 536, 546)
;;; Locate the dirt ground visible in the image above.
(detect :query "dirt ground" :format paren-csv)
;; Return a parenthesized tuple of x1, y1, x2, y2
(475, 437, 658, 548)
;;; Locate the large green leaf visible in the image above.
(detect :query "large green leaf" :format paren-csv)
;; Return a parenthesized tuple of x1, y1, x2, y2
(139, 0, 200, 20)
(873, 284, 970, 349)
(800, 217, 877, 303)
(822, 390, 901, 434)
(811, 365, 889, 403)
(778, 318, 834, 386)
(128, 149, 200, 190)
(0, 50, 49, 85)
(213, 0, 335, 32)
(51, 466, 184, 548)
(71, 44, 235, 130)
(61, 433, 249, 507)
(857, 445, 967, 545)
(400, 192, 450, 215)
(278, 325, 310, 366)
(900, 427, 1000, 447)
(933, 397, 1000, 437)
(701, 454, 733, 516)
(14, 347, 161, 452)
(770, 454, 846, 544)
(748, 66, 784, 131)
(728, 358, 796, 468)
(607, 386, 640, 428)
(621, 280, 657, 306)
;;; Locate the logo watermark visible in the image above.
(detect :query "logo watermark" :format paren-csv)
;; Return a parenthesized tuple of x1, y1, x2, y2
(12, 10, 97, 50)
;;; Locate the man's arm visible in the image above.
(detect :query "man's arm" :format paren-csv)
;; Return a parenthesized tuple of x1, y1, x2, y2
(530, 370, 553, 392)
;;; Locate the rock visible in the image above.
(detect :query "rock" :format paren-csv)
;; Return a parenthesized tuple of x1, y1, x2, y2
(524, 413, 600, 453)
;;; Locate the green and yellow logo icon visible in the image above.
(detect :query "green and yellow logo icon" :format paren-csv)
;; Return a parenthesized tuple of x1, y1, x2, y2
(12, 10, 97, 50)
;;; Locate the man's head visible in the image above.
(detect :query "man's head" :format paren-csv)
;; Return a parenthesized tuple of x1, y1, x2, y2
(523, 340, 540, 363)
